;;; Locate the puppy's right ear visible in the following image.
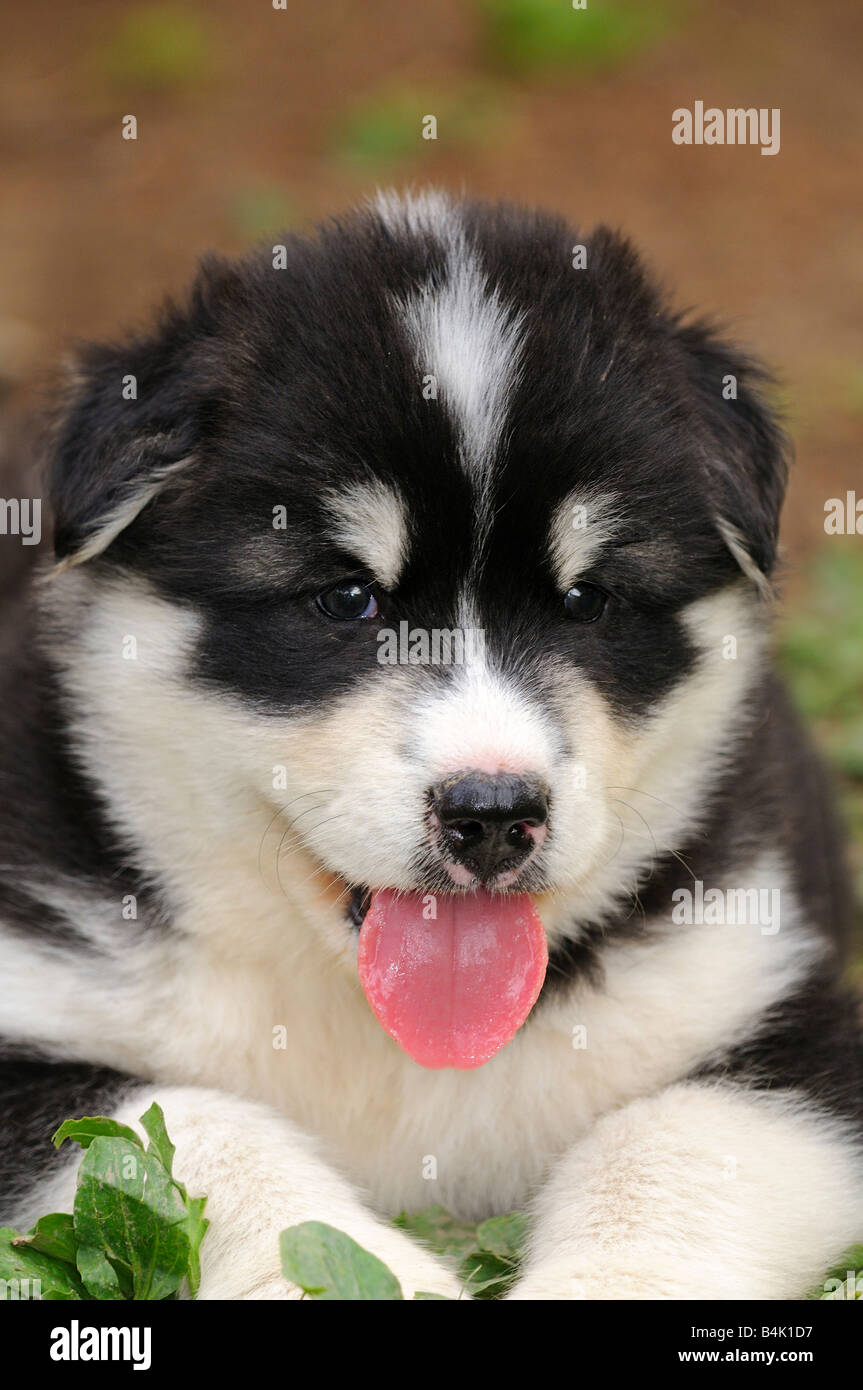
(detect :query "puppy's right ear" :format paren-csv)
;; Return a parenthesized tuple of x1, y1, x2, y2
(50, 330, 193, 569)
(50, 258, 240, 569)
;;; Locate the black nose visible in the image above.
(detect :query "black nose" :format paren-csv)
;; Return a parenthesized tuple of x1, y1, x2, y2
(431, 771, 549, 881)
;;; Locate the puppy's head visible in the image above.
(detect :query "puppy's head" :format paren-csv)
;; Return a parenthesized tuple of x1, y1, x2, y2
(47, 191, 787, 1068)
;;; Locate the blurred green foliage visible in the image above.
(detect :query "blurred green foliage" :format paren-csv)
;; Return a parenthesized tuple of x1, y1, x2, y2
(779, 542, 863, 968)
(229, 187, 298, 239)
(97, 5, 212, 91)
(478, 0, 679, 73)
(780, 544, 863, 773)
(331, 83, 504, 169)
(841, 365, 863, 421)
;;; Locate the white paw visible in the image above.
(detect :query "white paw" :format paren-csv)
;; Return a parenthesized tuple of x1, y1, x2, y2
(507, 1259, 708, 1301)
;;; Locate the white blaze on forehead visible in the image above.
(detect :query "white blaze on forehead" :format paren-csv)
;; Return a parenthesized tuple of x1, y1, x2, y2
(547, 490, 625, 589)
(322, 480, 409, 588)
(373, 187, 454, 240)
(375, 189, 526, 526)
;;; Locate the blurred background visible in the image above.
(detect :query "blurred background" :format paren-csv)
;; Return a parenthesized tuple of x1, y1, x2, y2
(0, 0, 861, 969)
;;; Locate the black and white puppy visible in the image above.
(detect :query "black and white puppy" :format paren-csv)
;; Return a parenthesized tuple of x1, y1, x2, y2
(1, 190, 862, 1299)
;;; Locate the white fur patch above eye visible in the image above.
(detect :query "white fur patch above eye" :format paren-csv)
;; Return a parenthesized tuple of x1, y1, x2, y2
(547, 490, 625, 589)
(322, 481, 409, 589)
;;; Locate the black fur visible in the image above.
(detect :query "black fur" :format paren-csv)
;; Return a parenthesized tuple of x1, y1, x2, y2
(0, 603, 167, 946)
(48, 204, 782, 723)
(0, 1050, 133, 1215)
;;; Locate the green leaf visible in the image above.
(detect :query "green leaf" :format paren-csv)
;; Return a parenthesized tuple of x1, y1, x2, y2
(182, 1195, 209, 1298)
(476, 1211, 528, 1262)
(0, 1227, 85, 1300)
(137, 1103, 208, 1295)
(414, 1290, 450, 1299)
(140, 1102, 175, 1176)
(393, 1207, 528, 1298)
(76, 1243, 126, 1301)
(15, 1212, 78, 1266)
(458, 1249, 517, 1298)
(280, 1222, 404, 1300)
(73, 1136, 191, 1300)
(53, 1116, 143, 1152)
(392, 1206, 479, 1261)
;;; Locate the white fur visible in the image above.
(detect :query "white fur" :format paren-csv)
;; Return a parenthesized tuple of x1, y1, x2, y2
(510, 1084, 863, 1299)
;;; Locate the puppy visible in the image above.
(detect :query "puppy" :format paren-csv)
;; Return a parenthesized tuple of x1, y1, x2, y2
(1, 190, 861, 1300)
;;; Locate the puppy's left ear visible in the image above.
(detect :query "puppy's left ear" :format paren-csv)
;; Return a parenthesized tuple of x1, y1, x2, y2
(677, 320, 789, 593)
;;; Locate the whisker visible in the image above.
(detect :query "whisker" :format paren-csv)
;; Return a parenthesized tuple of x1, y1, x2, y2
(610, 796, 657, 877)
(605, 784, 696, 827)
(274, 813, 350, 898)
(610, 795, 697, 885)
(257, 790, 335, 882)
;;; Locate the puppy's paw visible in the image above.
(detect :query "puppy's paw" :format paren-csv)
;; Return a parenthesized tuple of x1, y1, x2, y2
(507, 1259, 700, 1301)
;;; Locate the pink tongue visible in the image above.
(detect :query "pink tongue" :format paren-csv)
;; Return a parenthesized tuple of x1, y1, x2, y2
(357, 889, 548, 1069)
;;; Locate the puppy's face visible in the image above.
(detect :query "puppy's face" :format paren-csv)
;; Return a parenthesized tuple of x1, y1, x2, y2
(49, 192, 786, 1067)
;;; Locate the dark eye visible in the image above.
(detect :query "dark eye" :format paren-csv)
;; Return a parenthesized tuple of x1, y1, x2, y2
(316, 581, 379, 621)
(564, 581, 607, 623)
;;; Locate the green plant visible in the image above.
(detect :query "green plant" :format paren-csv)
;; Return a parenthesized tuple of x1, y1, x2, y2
(0, 1105, 208, 1300)
(280, 1208, 527, 1299)
(779, 541, 863, 971)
